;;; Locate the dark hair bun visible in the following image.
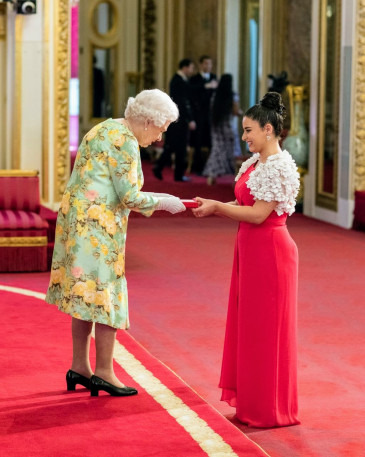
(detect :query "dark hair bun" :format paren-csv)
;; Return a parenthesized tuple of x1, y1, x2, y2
(259, 92, 286, 117)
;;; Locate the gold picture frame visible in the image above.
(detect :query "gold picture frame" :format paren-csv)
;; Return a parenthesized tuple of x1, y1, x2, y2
(316, 0, 341, 211)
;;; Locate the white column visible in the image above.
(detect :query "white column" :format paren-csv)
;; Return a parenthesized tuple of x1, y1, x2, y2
(46, 0, 56, 207)
(4, 5, 16, 170)
(223, 0, 240, 90)
(303, 0, 320, 220)
(304, 0, 357, 228)
(124, 0, 139, 74)
(154, 0, 186, 91)
(19, 5, 43, 173)
(0, 5, 6, 169)
(4, 3, 44, 175)
(154, 0, 166, 90)
(337, 0, 357, 227)
(258, 0, 273, 97)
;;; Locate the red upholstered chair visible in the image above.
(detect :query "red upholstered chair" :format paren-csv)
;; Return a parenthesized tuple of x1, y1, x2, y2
(39, 204, 57, 270)
(353, 190, 365, 231)
(0, 170, 49, 272)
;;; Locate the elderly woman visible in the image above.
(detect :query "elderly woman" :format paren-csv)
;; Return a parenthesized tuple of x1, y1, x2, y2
(46, 89, 185, 397)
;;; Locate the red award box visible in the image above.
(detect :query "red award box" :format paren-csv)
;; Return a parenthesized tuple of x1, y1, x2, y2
(181, 199, 199, 208)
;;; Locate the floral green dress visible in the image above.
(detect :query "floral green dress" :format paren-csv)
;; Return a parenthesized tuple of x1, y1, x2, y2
(45, 119, 158, 329)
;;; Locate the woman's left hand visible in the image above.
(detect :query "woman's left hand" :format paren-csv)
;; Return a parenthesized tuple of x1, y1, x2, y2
(192, 197, 218, 218)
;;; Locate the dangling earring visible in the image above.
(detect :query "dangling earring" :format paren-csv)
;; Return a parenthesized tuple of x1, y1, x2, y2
(144, 127, 148, 131)
(266, 135, 271, 141)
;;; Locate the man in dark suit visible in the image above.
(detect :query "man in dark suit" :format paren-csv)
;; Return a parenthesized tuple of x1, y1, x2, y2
(153, 59, 196, 182)
(93, 56, 105, 117)
(190, 55, 218, 175)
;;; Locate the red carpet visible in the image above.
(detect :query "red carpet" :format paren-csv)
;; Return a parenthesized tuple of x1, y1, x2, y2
(1, 161, 364, 456)
(124, 215, 365, 457)
(0, 287, 267, 457)
(125, 215, 364, 457)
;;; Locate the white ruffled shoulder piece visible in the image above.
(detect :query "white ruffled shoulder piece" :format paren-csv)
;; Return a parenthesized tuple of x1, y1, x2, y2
(235, 153, 260, 182)
(235, 150, 300, 216)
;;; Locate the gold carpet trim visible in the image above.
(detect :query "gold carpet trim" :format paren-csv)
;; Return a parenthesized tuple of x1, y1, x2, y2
(0, 236, 47, 247)
(112, 340, 241, 457)
(0, 285, 47, 301)
(0, 284, 270, 457)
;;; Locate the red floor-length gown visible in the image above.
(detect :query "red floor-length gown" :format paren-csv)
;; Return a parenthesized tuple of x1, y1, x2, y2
(219, 163, 300, 428)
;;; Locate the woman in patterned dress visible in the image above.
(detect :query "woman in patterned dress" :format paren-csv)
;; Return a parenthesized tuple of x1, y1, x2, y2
(46, 89, 186, 397)
(193, 92, 301, 427)
(203, 74, 242, 185)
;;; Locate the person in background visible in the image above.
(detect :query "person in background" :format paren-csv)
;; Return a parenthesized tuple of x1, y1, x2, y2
(190, 55, 218, 175)
(153, 59, 196, 182)
(92, 56, 105, 117)
(46, 89, 186, 397)
(203, 73, 242, 185)
(192, 92, 301, 428)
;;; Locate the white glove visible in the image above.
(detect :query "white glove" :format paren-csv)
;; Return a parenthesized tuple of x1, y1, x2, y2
(156, 196, 186, 214)
(145, 192, 176, 198)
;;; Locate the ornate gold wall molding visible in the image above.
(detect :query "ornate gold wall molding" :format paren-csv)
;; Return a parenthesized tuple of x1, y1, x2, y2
(13, 15, 23, 169)
(42, 0, 49, 201)
(143, 0, 156, 88)
(217, 0, 226, 76)
(162, 0, 185, 90)
(0, 4, 7, 170)
(0, 4, 6, 39)
(53, 0, 70, 202)
(354, 0, 365, 191)
(184, 0, 219, 66)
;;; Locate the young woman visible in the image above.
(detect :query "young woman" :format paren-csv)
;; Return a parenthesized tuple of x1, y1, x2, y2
(203, 74, 242, 185)
(193, 92, 301, 428)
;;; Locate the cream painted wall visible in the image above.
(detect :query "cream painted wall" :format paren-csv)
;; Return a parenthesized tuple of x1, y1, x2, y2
(154, 0, 185, 91)
(154, 0, 166, 91)
(17, 6, 43, 172)
(1, 0, 359, 220)
(3, 0, 60, 207)
(45, 0, 56, 207)
(2, 5, 16, 170)
(224, 0, 240, 91)
(3, 3, 45, 180)
(258, 0, 273, 97)
(151, 0, 186, 90)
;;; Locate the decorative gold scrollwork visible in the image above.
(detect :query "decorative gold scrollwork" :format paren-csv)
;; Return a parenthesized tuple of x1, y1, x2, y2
(143, 0, 157, 89)
(54, 0, 70, 201)
(0, 4, 6, 40)
(354, 0, 365, 191)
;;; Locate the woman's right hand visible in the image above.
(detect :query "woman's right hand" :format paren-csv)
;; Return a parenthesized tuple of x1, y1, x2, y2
(156, 196, 186, 214)
(192, 197, 218, 217)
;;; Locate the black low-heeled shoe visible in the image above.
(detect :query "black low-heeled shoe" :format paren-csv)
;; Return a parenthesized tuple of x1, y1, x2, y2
(66, 369, 91, 391)
(90, 375, 138, 397)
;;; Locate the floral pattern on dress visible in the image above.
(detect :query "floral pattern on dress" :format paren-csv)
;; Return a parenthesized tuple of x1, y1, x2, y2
(45, 119, 159, 329)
